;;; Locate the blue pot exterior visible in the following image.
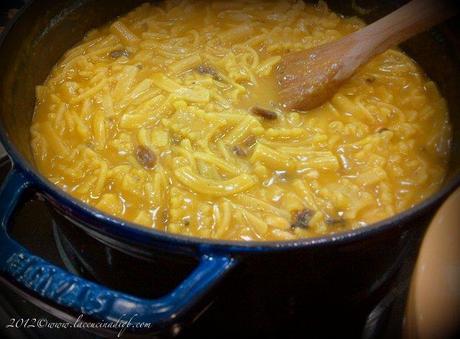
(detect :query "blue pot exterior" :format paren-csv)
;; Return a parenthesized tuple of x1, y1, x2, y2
(47, 197, 430, 337)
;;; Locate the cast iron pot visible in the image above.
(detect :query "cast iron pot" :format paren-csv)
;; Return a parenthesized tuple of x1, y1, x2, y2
(0, 0, 459, 337)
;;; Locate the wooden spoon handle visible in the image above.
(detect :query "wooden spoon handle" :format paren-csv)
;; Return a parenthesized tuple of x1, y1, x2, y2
(334, 0, 458, 81)
(277, 0, 458, 110)
(357, 0, 457, 57)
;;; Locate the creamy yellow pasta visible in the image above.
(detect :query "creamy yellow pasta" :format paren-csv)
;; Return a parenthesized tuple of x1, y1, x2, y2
(30, 0, 451, 241)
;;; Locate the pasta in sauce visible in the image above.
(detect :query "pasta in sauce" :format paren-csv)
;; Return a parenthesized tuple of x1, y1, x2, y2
(31, 0, 451, 241)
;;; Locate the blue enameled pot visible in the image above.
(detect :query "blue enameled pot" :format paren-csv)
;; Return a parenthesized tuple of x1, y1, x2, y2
(0, 0, 459, 337)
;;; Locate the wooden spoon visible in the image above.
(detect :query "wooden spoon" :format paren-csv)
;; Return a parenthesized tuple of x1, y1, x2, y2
(276, 0, 457, 111)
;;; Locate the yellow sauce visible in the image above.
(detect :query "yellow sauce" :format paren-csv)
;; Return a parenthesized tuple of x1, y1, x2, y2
(30, 0, 451, 241)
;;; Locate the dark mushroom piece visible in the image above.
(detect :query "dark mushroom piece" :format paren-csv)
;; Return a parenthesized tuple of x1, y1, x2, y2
(109, 49, 130, 59)
(250, 106, 278, 120)
(291, 208, 315, 229)
(232, 135, 257, 157)
(195, 64, 223, 81)
(135, 145, 157, 169)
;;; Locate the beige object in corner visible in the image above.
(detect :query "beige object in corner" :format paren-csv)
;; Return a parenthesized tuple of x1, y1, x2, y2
(405, 188, 460, 338)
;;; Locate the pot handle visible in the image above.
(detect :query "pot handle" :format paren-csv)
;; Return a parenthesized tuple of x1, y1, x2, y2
(0, 168, 236, 331)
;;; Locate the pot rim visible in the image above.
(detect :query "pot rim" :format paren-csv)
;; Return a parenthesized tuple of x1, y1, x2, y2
(1, 0, 459, 253)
